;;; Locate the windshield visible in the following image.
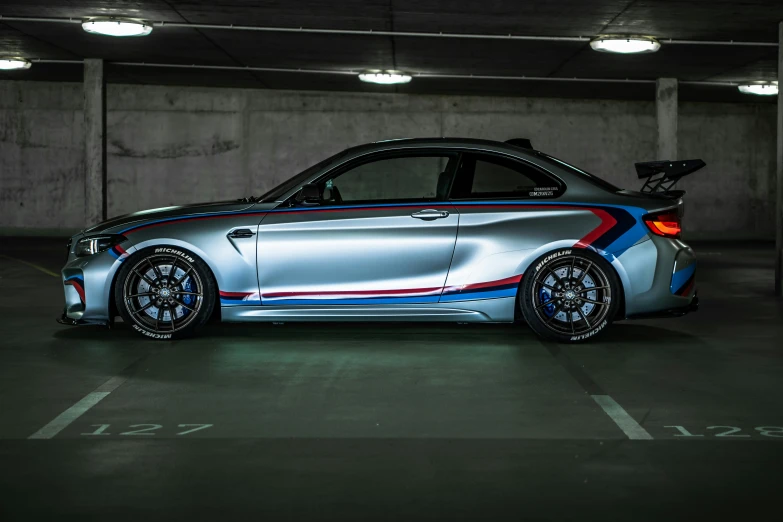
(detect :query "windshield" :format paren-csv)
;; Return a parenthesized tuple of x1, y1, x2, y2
(259, 152, 345, 202)
(536, 152, 621, 193)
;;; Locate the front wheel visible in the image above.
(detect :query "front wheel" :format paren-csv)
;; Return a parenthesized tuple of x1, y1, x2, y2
(519, 249, 620, 343)
(114, 246, 216, 340)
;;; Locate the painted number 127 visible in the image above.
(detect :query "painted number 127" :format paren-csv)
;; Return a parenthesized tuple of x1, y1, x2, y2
(80, 424, 213, 436)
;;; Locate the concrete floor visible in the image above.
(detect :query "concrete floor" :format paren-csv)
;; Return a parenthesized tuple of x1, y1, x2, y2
(1, 238, 782, 521)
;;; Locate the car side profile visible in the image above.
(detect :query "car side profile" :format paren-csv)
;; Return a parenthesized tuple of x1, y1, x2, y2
(59, 138, 698, 342)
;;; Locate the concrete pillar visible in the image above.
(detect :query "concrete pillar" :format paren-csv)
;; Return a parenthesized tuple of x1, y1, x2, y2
(656, 78, 678, 160)
(776, 22, 783, 296)
(84, 58, 106, 226)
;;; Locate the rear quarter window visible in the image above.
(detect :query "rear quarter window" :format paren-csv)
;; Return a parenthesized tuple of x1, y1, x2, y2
(450, 153, 564, 199)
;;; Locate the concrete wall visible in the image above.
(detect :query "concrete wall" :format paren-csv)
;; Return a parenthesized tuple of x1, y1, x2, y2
(0, 80, 776, 239)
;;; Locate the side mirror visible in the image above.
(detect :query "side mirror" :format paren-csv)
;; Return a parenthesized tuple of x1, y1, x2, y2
(296, 183, 322, 205)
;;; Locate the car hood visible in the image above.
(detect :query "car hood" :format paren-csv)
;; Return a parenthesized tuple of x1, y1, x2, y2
(82, 200, 260, 235)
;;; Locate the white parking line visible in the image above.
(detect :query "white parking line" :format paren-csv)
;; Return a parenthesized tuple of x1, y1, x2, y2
(0, 254, 59, 278)
(28, 376, 128, 439)
(592, 394, 653, 440)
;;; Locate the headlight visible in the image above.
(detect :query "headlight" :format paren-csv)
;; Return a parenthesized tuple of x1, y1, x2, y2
(74, 234, 127, 257)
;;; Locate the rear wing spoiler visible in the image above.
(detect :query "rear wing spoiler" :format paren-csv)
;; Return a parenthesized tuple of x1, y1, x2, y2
(636, 159, 706, 197)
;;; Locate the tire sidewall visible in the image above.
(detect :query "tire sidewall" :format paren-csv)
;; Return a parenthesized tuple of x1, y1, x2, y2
(519, 248, 621, 343)
(114, 245, 216, 340)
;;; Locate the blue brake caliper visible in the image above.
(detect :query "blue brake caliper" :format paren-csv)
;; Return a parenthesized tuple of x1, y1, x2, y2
(538, 288, 555, 317)
(180, 276, 194, 317)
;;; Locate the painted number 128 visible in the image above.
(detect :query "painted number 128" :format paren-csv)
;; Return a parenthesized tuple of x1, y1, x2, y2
(664, 425, 783, 438)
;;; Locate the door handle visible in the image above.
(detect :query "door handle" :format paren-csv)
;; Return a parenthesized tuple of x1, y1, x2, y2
(411, 209, 450, 220)
(227, 228, 255, 239)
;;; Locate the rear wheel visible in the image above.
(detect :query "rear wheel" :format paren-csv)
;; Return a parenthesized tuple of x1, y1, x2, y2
(519, 249, 620, 343)
(114, 247, 215, 340)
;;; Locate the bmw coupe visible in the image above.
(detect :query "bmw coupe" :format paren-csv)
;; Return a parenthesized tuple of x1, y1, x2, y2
(59, 138, 698, 342)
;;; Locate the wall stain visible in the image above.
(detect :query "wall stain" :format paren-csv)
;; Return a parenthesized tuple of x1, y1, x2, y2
(109, 136, 240, 159)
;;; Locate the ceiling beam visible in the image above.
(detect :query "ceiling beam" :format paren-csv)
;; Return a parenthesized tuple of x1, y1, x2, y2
(27, 59, 746, 88)
(0, 15, 777, 47)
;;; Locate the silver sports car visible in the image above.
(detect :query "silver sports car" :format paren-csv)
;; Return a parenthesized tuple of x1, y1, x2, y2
(59, 138, 698, 342)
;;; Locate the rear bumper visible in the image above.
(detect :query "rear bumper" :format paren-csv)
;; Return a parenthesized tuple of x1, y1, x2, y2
(626, 293, 698, 320)
(616, 236, 697, 318)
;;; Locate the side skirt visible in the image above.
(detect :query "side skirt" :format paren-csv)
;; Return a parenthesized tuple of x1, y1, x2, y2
(220, 297, 516, 323)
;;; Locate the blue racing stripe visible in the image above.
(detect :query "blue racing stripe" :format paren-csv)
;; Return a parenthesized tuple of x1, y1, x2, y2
(120, 200, 652, 260)
(438, 287, 517, 302)
(670, 263, 696, 294)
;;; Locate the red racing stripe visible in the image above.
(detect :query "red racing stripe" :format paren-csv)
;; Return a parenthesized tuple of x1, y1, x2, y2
(574, 208, 617, 249)
(262, 286, 443, 298)
(453, 204, 616, 250)
(125, 213, 266, 236)
(220, 291, 256, 298)
(124, 205, 439, 235)
(678, 278, 695, 297)
(444, 274, 523, 294)
(65, 280, 86, 303)
(263, 275, 523, 300)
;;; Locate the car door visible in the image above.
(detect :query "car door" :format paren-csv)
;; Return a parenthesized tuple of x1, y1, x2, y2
(256, 151, 460, 305)
(440, 151, 570, 302)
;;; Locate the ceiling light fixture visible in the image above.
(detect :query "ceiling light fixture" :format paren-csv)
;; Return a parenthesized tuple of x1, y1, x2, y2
(0, 57, 32, 70)
(590, 35, 661, 54)
(358, 70, 412, 85)
(82, 17, 153, 37)
(737, 81, 778, 96)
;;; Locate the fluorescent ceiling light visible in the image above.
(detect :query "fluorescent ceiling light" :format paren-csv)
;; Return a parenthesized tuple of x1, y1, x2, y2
(737, 81, 778, 96)
(82, 17, 153, 37)
(590, 35, 661, 54)
(358, 70, 412, 85)
(0, 57, 31, 70)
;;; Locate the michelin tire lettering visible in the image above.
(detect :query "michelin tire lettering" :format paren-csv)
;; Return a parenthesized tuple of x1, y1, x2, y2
(154, 248, 195, 263)
(570, 320, 608, 341)
(132, 324, 172, 340)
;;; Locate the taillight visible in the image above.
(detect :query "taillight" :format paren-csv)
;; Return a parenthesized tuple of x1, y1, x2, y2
(644, 211, 681, 239)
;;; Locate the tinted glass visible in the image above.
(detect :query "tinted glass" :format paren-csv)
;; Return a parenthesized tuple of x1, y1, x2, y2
(325, 155, 454, 203)
(537, 153, 620, 193)
(471, 159, 538, 195)
(259, 153, 345, 202)
(451, 153, 562, 199)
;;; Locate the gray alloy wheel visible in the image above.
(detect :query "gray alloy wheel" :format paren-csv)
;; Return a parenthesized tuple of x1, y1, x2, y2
(114, 247, 216, 340)
(520, 249, 620, 343)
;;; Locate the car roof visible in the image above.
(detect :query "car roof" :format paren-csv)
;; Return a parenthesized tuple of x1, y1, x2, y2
(341, 137, 537, 157)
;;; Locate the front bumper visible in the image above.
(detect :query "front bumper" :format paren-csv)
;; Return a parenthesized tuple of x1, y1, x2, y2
(57, 309, 111, 327)
(60, 237, 126, 324)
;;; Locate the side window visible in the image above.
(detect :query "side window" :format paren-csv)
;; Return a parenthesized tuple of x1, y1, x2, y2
(323, 154, 455, 203)
(451, 154, 563, 199)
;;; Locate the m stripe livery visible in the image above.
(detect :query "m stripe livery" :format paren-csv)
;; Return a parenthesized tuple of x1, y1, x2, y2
(221, 275, 524, 306)
(64, 275, 85, 304)
(671, 263, 697, 296)
(109, 244, 129, 261)
(118, 201, 649, 260)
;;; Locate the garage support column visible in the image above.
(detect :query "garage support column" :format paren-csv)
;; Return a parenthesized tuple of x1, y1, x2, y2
(656, 78, 678, 161)
(84, 58, 107, 226)
(776, 22, 783, 296)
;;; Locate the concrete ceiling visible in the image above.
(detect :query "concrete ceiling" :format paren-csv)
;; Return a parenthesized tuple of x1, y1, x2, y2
(0, 0, 780, 102)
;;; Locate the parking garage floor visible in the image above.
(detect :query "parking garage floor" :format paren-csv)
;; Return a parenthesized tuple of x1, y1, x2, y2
(1, 237, 781, 520)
